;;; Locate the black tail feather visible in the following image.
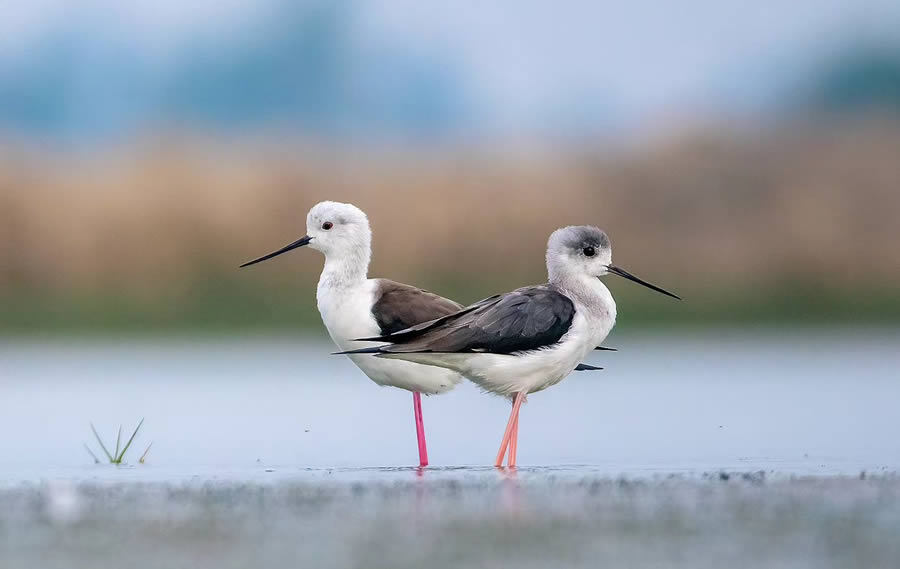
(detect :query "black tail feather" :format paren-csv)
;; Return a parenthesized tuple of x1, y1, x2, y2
(332, 346, 386, 356)
(595, 346, 617, 351)
(574, 363, 603, 371)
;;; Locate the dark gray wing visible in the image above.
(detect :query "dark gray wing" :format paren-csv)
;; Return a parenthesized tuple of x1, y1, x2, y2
(353, 284, 575, 355)
(371, 279, 463, 335)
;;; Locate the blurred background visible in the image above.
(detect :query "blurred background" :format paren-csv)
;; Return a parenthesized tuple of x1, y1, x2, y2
(1, 0, 899, 334)
(4, 7, 900, 566)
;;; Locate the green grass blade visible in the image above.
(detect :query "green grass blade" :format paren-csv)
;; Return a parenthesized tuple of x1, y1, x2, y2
(139, 441, 153, 464)
(83, 443, 100, 464)
(90, 422, 114, 462)
(117, 418, 145, 462)
(114, 425, 122, 461)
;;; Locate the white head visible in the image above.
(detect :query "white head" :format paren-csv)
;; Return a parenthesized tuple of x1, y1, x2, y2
(304, 201, 371, 257)
(240, 201, 372, 275)
(546, 225, 680, 299)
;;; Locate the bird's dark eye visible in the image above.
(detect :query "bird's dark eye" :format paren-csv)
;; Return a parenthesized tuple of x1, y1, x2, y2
(583, 246, 595, 257)
(322, 222, 333, 230)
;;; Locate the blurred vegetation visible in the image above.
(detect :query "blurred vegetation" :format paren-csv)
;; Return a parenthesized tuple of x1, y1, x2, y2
(1, 118, 899, 334)
(807, 45, 900, 114)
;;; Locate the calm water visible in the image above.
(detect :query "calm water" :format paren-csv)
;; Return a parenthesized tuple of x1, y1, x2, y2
(1, 328, 899, 476)
(2, 329, 900, 568)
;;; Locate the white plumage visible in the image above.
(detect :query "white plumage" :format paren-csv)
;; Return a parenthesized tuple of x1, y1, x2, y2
(317, 277, 462, 395)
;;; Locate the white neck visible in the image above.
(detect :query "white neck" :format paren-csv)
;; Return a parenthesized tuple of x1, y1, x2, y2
(552, 272, 617, 322)
(318, 246, 371, 292)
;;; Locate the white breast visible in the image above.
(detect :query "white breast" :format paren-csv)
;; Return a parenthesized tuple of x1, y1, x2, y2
(316, 279, 381, 350)
(316, 279, 463, 395)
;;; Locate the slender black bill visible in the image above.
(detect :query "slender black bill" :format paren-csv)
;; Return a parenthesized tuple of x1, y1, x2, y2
(606, 265, 681, 300)
(240, 235, 312, 268)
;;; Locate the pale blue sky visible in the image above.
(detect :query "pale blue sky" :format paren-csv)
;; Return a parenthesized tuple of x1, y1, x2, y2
(2, 0, 898, 136)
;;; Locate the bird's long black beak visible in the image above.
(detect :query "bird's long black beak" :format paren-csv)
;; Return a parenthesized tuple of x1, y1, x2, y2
(240, 235, 312, 268)
(606, 265, 681, 300)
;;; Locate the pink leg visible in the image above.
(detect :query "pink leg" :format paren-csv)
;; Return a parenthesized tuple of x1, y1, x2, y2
(413, 392, 428, 467)
(495, 392, 525, 467)
(508, 393, 525, 467)
(509, 399, 520, 467)
(494, 399, 518, 466)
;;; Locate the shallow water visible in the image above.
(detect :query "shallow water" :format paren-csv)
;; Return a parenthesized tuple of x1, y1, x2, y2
(2, 329, 899, 476)
(2, 329, 900, 567)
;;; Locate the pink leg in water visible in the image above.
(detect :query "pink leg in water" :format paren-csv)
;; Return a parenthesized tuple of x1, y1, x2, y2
(509, 399, 520, 467)
(494, 392, 525, 467)
(508, 393, 526, 467)
(413, 392, 429, 467)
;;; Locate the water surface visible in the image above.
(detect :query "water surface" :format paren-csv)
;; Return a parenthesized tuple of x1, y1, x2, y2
(3, 329, 900, 568)
(2, 328, 898, 477)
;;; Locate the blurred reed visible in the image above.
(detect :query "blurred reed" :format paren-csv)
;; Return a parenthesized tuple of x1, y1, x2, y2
(1, 117, 899, 332)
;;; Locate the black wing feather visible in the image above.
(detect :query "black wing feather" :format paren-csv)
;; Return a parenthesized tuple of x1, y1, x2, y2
(359, 294, 502, 343)
(360, 284, 576, 355)
(370, 279, 463, 335)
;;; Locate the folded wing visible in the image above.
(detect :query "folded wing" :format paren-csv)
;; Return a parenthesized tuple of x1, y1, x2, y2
(355, 285, 576, 355)
(371, 279, 464, 335)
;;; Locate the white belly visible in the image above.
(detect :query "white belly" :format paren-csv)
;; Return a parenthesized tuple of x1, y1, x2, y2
(317, 279, 463, 395)
(382, 309, 613, 397)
